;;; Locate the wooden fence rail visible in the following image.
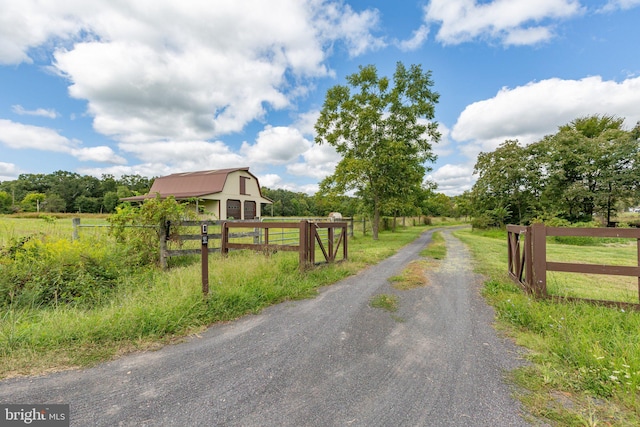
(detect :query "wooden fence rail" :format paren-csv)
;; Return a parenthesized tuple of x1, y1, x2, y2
(507, 223, 640, 309)
(161, 219, 348, 271)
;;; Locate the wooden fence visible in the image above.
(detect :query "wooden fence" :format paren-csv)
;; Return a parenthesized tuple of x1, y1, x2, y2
(161, 220, 348, 271)
(507, 223, 640, 309)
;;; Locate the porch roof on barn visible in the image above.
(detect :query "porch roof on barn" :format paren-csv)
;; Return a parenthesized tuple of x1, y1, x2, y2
(121, 167, 271, 202)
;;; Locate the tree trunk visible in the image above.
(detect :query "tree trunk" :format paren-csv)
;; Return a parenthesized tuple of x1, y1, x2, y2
(372, 196, 380, 240)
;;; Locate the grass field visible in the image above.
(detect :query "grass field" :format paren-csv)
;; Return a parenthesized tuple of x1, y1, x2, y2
(0, 214, 436, 379)
(546, 241, 640, 303)
(9, 214, 634, 425)
(456, 228, 640, 426)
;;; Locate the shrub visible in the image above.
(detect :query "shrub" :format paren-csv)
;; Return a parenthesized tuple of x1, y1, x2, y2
(0, 235, 125, 308)
(471, 215, 491, 230)
(108, 196, 196, 267)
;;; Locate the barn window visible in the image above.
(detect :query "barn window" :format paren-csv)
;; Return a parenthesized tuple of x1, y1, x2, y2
(240, 176, 250, 195)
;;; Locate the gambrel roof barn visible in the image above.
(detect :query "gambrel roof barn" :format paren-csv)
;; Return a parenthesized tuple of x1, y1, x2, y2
(122, 167, 272, 220)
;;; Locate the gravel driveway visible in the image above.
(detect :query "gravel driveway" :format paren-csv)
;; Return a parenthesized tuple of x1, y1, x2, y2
(0, 227, 533, 426)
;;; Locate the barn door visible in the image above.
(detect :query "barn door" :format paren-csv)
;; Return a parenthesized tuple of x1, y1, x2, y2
(226, 199, 241, 219)
(244, 201, 256, 219)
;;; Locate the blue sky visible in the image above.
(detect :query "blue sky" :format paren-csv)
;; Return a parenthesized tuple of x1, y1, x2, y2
(1, 0, 640, 195)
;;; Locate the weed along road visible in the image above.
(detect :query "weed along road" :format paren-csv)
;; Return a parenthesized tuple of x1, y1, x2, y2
(0, 228, 532, 426)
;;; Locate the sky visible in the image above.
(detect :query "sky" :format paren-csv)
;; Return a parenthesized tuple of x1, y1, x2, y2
(1, 0, 640, 196)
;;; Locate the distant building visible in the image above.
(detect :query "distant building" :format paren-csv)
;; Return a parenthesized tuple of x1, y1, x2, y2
(121, 167, 272, 220)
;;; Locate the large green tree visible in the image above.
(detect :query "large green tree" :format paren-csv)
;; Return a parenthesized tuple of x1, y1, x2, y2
(0, 191, 12, 214)
(533, 115, 639, 222)
(470, 115, 640, 226)
(472, 139, 542, 225)
(315, 62, 440, 239)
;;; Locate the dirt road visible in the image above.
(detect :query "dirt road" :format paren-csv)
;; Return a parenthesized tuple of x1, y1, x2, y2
(0, 228, 532, 426)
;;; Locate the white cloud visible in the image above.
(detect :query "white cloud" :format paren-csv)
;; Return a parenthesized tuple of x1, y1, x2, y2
(0, 119, 79, 152)
(293, 110, 321, 137)
(288, 142, 340, 179)
(0, 0, 81, 65)
(77, 163, 174, 180)
(119, 140, 244, 170)
(71, 146, 126, 165)
(425, 0, 582, 46)
(0, 119, 125, 165)
(1, 0, 384, 156)
(11, 105, 59, 118)
(600, 0, 640, 12)
(429, 163, 475, 196)
(432, 122, 453, 158)
(398, 25, 430, 51)
(0, 162, 22, 181)
(255, 174, 282, 189)
(452, 76, 640, 155)
(442, 75, 640, 194)
(241, 126, 312, 165)
(314, 2, 386, 57)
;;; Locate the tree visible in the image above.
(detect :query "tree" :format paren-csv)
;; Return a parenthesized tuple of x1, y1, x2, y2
(315, 62, 440, 239)
(534, 115, 639, 222)
(103, 191, 121, 213)
(43, 193, 66, 213)
(470, 115, 640, 226)
(422, 192, 454, 217)
(472, 140, 541, 225)
(20, 192, 46, 212)
(0, 191, 12, 214)
(119, 174, 154, 194)
(108, 196, 195, 266)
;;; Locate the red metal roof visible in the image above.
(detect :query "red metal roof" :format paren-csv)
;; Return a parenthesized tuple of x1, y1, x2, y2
(121, 167, 270, 202)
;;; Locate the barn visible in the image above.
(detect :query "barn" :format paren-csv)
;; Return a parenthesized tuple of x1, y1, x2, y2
(121, 167, 272, 220)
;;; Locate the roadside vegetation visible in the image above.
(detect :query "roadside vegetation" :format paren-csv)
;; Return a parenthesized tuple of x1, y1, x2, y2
(388, 230, 446, 291)
(369, 294, 399, 312)
(0, 212, 445, 379)
(456, 227, 640, 426)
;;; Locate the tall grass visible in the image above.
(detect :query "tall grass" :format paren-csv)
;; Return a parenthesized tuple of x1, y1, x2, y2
(455, 228, 640, 426)
(0, 220, 431, 378)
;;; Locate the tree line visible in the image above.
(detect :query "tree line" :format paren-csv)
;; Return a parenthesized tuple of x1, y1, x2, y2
(0, 169, 461, 219)
(1, 60, 469, 223)
(0, 171, 153, 214)
(470, 115, 640, 227)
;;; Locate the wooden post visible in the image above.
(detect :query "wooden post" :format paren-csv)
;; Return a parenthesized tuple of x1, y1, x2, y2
(72, 217, 80, 241)
(531, 223, 547, 298)
(299, 220, 308, 269)
(525, 226, 533, 289)
(221, 221, 228, 255)
(637, 236, 640, 303)
(309, 222, 316, 266)
(328, 226, 334, 262)
(201, 223, 209, 296)
(160, 221, 169, 270)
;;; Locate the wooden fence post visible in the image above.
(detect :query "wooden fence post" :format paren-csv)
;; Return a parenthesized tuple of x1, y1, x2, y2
(637, 235, 640, 303)
(221, 221, 228, 255)
(201, 223, 209, 296)
(525, 226, 533, 290)
(299, 220, 309, 269)
(531, 223, 547, 298)
(160, 221, 169, 270)
(72, 217, 80, 241)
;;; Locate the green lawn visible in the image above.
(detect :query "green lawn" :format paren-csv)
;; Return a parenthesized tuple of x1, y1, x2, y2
(455, 228, 640, 426)
(0, 218, 433, 379)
